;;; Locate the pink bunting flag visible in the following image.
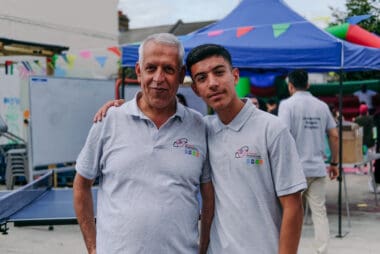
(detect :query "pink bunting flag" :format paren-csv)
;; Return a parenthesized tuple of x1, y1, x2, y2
(79, 50, 92, 59)
(107, 46, 121, 57)
(208, 30, 224, 37)
(236, 26, 254, 38)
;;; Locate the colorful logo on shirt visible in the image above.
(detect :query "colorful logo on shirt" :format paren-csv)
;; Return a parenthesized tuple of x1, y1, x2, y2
(173, 138, 200, 157)
(235, 145, 264, 165)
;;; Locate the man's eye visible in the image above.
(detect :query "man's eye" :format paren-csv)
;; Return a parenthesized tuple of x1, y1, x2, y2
(195, 76, 206, 83)
(146, 66, 156, 72)
(215, 70, 225, 76)
(164, 67, 175, 74)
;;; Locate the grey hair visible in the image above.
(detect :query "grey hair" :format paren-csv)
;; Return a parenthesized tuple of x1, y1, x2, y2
(138, 33, 184, 67)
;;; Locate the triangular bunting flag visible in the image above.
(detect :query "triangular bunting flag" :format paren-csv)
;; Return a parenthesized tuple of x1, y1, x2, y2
(79, 50, 92, 59)
(67, 54, 77, 69)
(55, 66, 67, 77)
(107, 46, 121, 57)
(61, 53, 69, 64)
(21, 61, 31, 71)
(95, 56, 107, 68)
(272, 23, 290, 38)
(347, 14, 372, 25)
(236, 26, 254, 38)
(208, 30, 224, 37)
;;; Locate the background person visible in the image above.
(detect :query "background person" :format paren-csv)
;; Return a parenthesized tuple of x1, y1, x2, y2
(354, 103, 375, 154)
(278, 69, 339, 254)
(354, 84, 377, 114)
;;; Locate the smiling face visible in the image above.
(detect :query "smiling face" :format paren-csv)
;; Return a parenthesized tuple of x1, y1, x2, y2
(190, 55, 240, 112)
(136, 40, 185, 112)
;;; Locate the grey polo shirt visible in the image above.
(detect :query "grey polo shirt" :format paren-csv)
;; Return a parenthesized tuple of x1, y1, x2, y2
(278, 91, 337, 177)
(206, 100, 306, 254)
(76, 95, 210, 254)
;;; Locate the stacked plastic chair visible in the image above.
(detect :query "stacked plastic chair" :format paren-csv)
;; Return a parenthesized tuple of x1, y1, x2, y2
(5, 149, 28, 190)
(0, 115, 28, 189)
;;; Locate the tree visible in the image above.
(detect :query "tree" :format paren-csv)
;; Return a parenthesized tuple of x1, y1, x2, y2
(329, 0, 380, 81)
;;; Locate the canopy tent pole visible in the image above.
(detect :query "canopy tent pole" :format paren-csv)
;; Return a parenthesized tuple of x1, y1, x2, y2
(120, 67, 126, 99)
(337, 69, 343, 237)
(336, 69, 351, 238)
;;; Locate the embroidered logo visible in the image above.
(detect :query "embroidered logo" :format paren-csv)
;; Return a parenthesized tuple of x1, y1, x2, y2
(235, 145, 264, 165)
(173, 138, 200, 157)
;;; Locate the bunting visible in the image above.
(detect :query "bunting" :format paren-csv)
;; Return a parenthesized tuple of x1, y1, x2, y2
(5, 60, 13, 75)
(208, 30, 224, 37)
(272, 23, 290, 38)
(79, 50, 92, 59)
(67, 54, 76, 69)
(236, 26, 254, 38)
(95, 56, 107, 68)
(107, 46, 121, 57)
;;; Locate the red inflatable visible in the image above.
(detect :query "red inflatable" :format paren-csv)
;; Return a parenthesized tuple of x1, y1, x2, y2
(347, 24, 380, 48)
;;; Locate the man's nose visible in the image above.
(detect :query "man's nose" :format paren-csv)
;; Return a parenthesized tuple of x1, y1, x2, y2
(153, 69, 165, 82)
(208, 75, 219, 89)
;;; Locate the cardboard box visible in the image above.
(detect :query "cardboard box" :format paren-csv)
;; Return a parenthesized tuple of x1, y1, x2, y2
(342, 123, 363, 164)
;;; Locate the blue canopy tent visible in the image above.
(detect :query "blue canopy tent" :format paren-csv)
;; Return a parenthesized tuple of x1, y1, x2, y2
(120, 0, 380, 236)
(121, 0, 380, 70)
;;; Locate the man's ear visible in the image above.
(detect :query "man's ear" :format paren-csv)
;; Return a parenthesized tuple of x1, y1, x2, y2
(288, 82, 294, 94)
(191, 81, 200, 97)
(232, 68, 240, 87)
(135, 62, 141, 82)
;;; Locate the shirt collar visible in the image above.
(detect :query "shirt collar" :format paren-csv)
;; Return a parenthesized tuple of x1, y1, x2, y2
(294, 91, 311, 97)
(125, 91, 184, 122)
(213, 99, 255, 133)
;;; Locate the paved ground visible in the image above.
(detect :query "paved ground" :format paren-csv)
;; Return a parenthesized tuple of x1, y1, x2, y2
(0, 171, 379, 253)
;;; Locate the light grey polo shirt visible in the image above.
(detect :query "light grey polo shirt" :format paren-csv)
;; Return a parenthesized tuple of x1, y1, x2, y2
(278, 91, 337, 177)
(76, 94, 210, 254)
(205, 100, 306, 254)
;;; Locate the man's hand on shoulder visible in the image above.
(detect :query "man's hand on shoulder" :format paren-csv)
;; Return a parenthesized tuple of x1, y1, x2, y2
(93, 99, 125, 123)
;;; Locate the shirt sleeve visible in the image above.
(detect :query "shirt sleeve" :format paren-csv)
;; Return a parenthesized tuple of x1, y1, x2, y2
(75, 122, 104, 180)
(278, 101, 292, 130)
(268, 128, 307, 197)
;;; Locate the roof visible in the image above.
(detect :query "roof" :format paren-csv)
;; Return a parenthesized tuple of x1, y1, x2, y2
(119, 19, 215, 45)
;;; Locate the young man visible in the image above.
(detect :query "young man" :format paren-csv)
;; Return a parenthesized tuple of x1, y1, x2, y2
(74, 33, 214, 254)
(95, 44, 306, 254)
(278, 69, 339, 254)
(187, 44, 306, 254)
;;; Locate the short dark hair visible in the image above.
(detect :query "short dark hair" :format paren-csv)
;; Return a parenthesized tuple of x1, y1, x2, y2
(186, 44, 232, 76)
(288, 69, 308, 89)
(176, 93, 188, 106)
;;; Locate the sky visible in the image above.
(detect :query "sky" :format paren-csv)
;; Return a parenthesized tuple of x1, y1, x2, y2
(118, 0, 346, 29)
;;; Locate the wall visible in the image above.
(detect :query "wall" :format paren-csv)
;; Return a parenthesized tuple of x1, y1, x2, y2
(0, 0, 119, 78)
